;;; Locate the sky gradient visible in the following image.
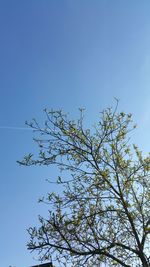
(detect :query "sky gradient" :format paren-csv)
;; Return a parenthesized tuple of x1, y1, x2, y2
(1, 1, 150, 266)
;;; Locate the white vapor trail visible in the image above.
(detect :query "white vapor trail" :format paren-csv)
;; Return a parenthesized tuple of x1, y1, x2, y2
(0, 126, 33, 131)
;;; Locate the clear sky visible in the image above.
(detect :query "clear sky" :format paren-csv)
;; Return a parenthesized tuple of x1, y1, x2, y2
(1, 1, 150, 266)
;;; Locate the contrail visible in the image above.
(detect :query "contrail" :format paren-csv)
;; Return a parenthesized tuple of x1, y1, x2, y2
(0, 126, 33, 131)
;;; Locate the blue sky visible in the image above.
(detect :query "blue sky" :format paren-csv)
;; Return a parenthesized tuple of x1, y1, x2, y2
(1, 1, 150, 266)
